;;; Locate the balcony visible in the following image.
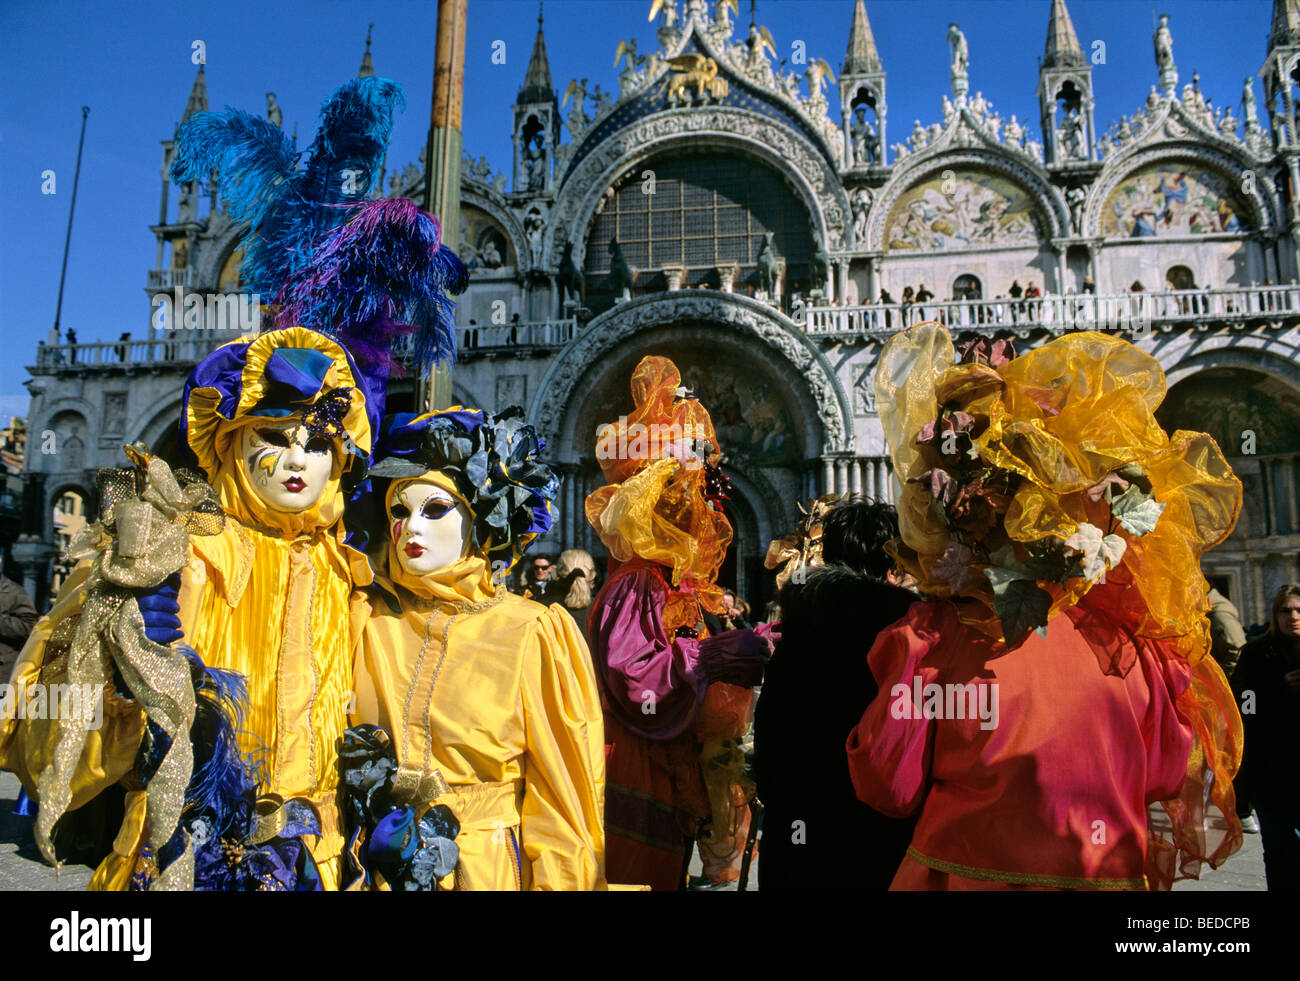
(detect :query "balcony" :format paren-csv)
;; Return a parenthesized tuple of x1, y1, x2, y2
(33, 331, 247, 371)
(804, 285, 1300, 338)
(393, 319, 579, 361)
(35, 319, 582, 374)
(147, 269, 194, 289)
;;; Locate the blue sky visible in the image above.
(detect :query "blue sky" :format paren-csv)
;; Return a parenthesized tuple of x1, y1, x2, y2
(0, 0, 1274, 421)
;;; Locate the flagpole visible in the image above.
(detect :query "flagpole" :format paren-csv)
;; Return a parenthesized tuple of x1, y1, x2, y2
(422, 0, 468, 412)
(53, 106, 90, 338)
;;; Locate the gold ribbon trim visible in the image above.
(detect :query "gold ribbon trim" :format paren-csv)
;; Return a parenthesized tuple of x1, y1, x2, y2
(36, 443, 224, 891)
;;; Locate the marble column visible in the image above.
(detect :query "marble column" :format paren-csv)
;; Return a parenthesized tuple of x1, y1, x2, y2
(851, 457, 863, 495)
(822, 457, 834, 496)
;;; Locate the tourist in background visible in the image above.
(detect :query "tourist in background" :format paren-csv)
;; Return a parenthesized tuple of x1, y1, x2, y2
(1232, 584, 1300, 889)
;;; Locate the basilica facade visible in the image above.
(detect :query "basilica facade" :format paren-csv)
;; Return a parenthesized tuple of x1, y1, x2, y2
(14, 0, 1300, 623)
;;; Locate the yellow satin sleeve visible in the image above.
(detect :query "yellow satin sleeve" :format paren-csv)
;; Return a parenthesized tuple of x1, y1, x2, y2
(519, 603, 607, 890)
(354, 591, 607, 890)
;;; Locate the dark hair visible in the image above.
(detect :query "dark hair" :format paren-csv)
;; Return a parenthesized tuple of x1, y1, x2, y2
(820, 496, 899, 579)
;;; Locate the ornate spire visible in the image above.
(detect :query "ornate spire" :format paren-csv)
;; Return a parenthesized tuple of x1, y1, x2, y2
(359, 23, 375, 78)
(181, 64, 208, 124)
(1043, 0, 1085, 68)
(518, 3, 554, 104)
(843, 0, 882, 75)
(1271, 0, 1300, 49)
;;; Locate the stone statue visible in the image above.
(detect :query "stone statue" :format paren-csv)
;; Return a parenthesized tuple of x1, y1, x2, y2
(614, 38, 640, 74)
(947, 23, 969, 76)
(970, 91, 987, 117)
(851, 187, 872, 242)
(941, 94, 955, 124)
(563, 78, 589, 121)
(756, 232, 779, 297)
(266, 92, 283, 128)
(480, 238, 503, 269)
(526, 210, 546, 260)
(1061, 109, 1084, 158)
(947, 22, 969, 99)
(525, 133, 547, 191)
(781, 71, 801, 102)
(713, 0, 736, 30)
(746, 22, 777, 69)
(592, 84, 612, 117)
(851, 106, 880, 164)
(1003, 114, 1024, 145)
(649, 0, 678, 29)
(1243, 76, 1259, 127)
(805, 59, 834, 100)
(1146, 85, 1161, 112)
(909, 119, 928, 150)
(1066, 186, 1086, 234)
(1219, 107, 1239, 138)
(1153, 14, 1174, 72)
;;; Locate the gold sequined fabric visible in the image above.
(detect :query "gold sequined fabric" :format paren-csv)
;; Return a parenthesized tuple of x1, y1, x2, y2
(35, 444, 223, 891)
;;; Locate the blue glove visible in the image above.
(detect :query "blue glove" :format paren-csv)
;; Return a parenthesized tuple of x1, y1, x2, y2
(137, 572, 183, 645)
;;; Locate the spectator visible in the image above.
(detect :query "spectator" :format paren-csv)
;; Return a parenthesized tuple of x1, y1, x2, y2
(518, 552, 554, 599)
(753, 496, 919, 891)
(541, 549, 597, 643)
(1129, 280, 1145, 293)
(915, 283, 934, 319)
(879, 288, 895, 328)
(1208, 587, 1247, 677)
(166, 330, 178, 360)
(1231, 584, 1300, 889)
(901, 286, 915, 324)
(66, 328, 78, 364)
(1082, 276, 1096, 295)
(0, 574, 39, 685)
(116, 332, 130, 362)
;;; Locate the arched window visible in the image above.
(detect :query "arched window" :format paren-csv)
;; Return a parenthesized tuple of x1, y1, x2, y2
(1166, 265, 1196, 290)
(953, 274, 982, 301)
(584, 152, 813, 311)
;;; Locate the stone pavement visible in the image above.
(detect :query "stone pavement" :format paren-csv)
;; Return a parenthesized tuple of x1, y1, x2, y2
(0, 769, 1267, 891)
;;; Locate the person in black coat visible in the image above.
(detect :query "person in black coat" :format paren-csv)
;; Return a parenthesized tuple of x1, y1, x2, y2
(1232, 583, 1300, 890)
(753, 496, 920, 890)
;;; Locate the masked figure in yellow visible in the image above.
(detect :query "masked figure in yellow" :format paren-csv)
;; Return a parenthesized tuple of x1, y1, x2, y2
(345, 408, 606, 890)
(1, 326, 376, 889)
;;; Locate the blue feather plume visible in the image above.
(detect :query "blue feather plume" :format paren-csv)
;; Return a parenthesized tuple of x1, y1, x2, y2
(177, 646, 263, 838)
(275, 197, 467, 379)
(171, 77, 406, 304)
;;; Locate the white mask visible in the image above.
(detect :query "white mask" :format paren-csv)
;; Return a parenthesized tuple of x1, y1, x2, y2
(238, 419, 335, 513)
(388, 479, 472, 576)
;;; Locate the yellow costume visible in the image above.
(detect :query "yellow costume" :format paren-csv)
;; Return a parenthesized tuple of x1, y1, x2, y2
(1, 327, 373, 889)
(348, 414, 606, 890)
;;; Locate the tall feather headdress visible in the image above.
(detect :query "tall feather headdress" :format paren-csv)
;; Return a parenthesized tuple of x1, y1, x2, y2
(171, 77, 467, 430)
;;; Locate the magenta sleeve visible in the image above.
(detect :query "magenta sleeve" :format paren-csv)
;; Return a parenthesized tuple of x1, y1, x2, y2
(588, 567, 709, 739)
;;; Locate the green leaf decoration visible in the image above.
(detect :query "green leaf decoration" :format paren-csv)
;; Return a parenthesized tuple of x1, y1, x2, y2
(1110, 484, 1165, 536)
(993, 579, 1053, 647)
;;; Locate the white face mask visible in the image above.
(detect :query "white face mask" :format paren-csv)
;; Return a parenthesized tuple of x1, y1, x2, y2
(388, 479, 472, 576)
(238, 419, 335, 513)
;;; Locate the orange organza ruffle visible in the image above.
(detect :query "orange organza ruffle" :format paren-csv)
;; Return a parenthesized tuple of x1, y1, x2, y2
(875, 324, 1245, 884)
(585, 357, 731, 617)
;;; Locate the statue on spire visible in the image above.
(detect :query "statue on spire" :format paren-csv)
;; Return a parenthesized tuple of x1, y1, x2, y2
(1154, 14, 1177, 95)
(947, 23, 970, 102)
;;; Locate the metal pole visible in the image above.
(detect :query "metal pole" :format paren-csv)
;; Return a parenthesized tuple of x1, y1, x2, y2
(53, 106, 90, 336)
(422, 0, 468, 412)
